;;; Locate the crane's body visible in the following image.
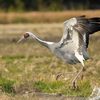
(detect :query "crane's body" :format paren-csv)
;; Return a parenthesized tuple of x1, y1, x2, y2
(49, 42, 80, 65)
(17, 15, 100, 88)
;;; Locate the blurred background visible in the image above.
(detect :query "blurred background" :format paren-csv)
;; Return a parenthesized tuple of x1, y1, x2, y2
(0, 0, 100, 12)
(0, 0, 100, 24)
(0, 0, 100, 99)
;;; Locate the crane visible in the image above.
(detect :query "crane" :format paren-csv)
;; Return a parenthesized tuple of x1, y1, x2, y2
(17, 15, 100, 88)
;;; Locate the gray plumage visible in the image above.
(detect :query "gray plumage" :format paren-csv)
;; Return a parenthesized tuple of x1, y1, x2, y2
(17, 15, 100, 88)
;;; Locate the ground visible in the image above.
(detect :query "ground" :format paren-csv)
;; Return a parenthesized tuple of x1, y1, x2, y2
(0, 22, 100, 99)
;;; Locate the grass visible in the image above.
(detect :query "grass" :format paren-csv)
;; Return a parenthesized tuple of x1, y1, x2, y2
(0, 10, 100, 24)
(0, 23, 100, 99)
(0, 77, 16, 93)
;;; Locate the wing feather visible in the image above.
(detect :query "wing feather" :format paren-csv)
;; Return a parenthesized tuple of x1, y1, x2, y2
(60, 15, 100, 65)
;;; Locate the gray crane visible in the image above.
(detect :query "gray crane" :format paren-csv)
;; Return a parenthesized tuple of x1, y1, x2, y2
(17, 15, 100, 88)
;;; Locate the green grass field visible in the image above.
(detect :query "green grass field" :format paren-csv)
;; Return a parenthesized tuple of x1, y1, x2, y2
(0, 23, 100, 99)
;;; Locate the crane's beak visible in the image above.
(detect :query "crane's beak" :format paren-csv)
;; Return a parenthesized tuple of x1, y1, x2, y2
(17, 36, 25, 43)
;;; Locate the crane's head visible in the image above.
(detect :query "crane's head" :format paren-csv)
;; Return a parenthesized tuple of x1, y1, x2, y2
(17, 32, 31, 43)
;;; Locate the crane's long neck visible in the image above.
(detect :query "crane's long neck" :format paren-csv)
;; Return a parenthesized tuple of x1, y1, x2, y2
(31, 33, 54, 48)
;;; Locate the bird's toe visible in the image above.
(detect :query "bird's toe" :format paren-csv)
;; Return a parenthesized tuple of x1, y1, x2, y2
(72, 81, 76, 89)
(56, 75, 61, 80)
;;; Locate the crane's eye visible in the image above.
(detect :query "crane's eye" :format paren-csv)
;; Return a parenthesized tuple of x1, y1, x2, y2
(24, 33, 29, 38)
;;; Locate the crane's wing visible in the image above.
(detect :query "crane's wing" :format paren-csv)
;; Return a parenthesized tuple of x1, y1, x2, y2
(60, 15, 100, 66)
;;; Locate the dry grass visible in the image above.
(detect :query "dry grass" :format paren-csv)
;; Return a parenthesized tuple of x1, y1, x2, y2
(0, 23, 62, 35)
(0, 22, 100, 99)
(0, 10, 100, 23)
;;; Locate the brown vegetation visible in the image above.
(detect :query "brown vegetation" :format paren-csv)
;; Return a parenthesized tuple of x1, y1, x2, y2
(0, 10, 100, 23)
(0, 11, 100, 99)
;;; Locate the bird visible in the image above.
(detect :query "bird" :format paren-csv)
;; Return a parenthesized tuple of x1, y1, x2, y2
(17, 15, 100, 88)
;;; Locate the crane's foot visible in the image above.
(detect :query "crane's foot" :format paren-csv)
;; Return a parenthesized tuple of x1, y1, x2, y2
(56, 74, 61, 80)
(72, 81, 76, 89)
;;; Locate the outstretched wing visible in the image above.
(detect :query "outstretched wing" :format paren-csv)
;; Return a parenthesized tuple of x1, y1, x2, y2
(60, 15, 100, 66)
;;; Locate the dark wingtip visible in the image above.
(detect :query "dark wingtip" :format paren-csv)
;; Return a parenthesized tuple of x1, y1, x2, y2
(88, 17, 100, 22)
(77, 15, 85, 19)
(80, 15, 85, 17)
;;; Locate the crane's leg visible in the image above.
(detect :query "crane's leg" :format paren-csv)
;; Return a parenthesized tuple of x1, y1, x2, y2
(56, 65, 78, 80)
(72, 65, 84, 88)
